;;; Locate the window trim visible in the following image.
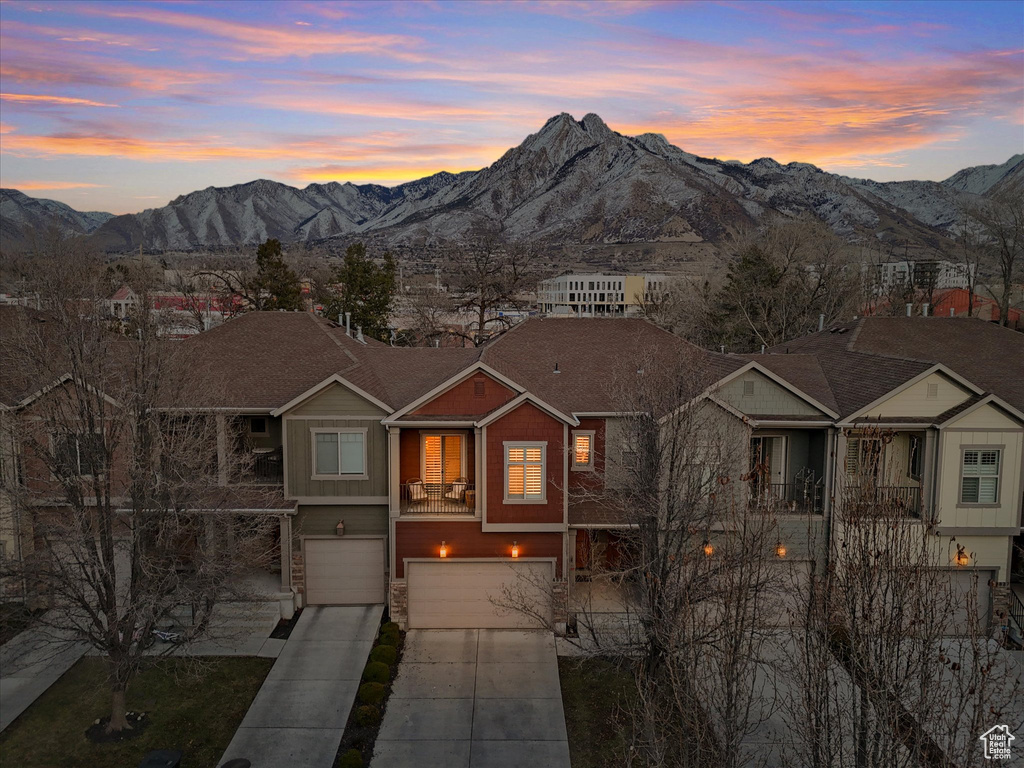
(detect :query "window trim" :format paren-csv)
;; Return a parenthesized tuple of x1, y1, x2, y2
(957, 444, 1002, 507)
(310, 427, 369, 481)
(49, 428, 105, 480)
(571, 430, 596, 471)
(906, 433, 923, 482)
(503, 440, 547, 504)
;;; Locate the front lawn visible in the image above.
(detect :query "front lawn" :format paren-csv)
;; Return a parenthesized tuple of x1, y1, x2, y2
(558, 656, 635, 768)
(0, 656, 273, 768)
(0, 602, 40, 646)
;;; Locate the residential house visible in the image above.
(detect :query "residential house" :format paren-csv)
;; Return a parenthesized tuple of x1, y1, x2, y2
(4, 307, 1020, 640)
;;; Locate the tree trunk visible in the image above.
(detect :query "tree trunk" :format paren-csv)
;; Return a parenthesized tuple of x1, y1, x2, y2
(107, 686, 131, 733)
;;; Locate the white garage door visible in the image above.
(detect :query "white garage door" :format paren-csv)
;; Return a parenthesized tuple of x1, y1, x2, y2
(946, 569, 992, 636)
(304, 538, 385, 605)
(407, 560, 554, 629)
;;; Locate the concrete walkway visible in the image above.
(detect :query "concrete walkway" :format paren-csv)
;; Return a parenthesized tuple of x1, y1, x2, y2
(0, 623, 86, 732)
(219, 605, 382, 768)
(372, 630, 570, 768)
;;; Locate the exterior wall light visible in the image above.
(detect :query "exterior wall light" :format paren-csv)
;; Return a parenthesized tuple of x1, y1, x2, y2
(703, 541, 714, 557)
(439, 541, 447, 558)
(775, 542, 787, 558)
(511, 541, 519, 558)
(955, 546, 970, 567)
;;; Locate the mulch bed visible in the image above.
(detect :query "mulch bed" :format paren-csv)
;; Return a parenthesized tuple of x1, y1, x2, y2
(84, 711, 150, 744)
(335, 620, 406, 767)
(269, 607, 304, 640)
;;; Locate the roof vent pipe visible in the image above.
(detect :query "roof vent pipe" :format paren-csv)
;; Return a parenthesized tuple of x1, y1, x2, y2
(720, 345, 725, 353)
(906, 303, 913, 317)
(950, 307, 956, 317)
(818, 314, 825, 331)
(345, 312, 351, 337)
(553, 362, 560, 374)
(760, 344, 765, 354)
(922, 303, 929, 317)
(356, 326, 364, 343)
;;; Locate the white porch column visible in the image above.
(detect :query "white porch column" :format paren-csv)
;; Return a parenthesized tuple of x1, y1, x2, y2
(216, 413, 228, 486)
(388, 426, 400, 517)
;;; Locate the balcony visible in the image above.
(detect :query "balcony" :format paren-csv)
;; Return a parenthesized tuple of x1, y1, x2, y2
(236, 448, 283, 485)
(400, 481, 476, 515)
(845, 484, 922, 517)
(768, 481, 824, 514)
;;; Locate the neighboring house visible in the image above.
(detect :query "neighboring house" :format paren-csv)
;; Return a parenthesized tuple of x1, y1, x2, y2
(3, 307, 1021, 638)
(931, 288, 1024, 330)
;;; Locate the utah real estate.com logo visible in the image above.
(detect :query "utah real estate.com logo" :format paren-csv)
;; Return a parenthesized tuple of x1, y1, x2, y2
(980, 725, 1015, 761)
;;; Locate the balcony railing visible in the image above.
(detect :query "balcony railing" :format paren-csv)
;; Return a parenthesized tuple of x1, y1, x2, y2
(845, 484, 922, 517)
(237, 448, 283, 485)
(400, 481, 476, 515)
(767, 481, 824, 514)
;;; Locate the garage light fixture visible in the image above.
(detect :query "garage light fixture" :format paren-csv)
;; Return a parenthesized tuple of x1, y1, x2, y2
(703, 540, 714, 558)
(439, 541, 448, 558)
(511, 541, 519, 558)
(955, 546, 969, 567)
(775, 541, 787, 559)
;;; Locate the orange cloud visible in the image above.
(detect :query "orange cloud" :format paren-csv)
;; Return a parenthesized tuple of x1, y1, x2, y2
(84, 6, 425, 60)
(1, 180, 106, 190)
(1, 92, 119, 107)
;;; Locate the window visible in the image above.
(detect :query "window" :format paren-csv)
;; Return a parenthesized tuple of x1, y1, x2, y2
(53, 432, 105, 477)
(311, 429, 367, 479)
(505, 442, 545, 502)
(249, 416, 268, 435)
(907, 434, 923, 481)
(845, 436, 882, 477)
(423, 433, 464, 487)
(960, 448, 1000, 504)
(572, 431, 595, 470)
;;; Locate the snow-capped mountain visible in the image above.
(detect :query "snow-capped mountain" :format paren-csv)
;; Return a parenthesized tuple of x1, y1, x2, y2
(5, 114, 1021, 253)
(0, 188, 114, 249)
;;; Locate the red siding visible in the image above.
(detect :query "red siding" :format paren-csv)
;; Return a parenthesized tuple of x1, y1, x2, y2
(485, 402, 564, 525)
(398, 429, 475, 483)
(569, 418, 605, 493)
(413, 373, 515, 416)
(394, 519, 562, 578)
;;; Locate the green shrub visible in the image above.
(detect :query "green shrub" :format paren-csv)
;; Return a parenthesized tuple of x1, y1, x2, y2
(378, 626, 399, 646)
(381, 621, 399, 634)
(362, 661, 390, 684)
(358, 682, 385, 705)
(370, 644, 397, 666)
(338, 748, 363, 768)
(354, 704, 380, 727)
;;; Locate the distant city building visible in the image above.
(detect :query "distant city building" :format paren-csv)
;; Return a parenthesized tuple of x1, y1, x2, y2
(537, 272, 667, 317)
(874, 260, 975, 292)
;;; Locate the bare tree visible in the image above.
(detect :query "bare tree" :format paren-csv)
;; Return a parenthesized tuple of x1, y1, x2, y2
(0, 243, 278, 733)
(781, 426, 1022, 768)
(441, 228, 538, 345)
(971, 185, 1024, 326)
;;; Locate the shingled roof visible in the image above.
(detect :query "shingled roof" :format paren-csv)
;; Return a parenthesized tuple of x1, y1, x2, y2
(764, 317, 1024, 418)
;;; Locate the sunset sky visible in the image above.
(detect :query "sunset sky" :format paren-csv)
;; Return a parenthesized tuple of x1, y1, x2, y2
(1, 0, 1022, 214)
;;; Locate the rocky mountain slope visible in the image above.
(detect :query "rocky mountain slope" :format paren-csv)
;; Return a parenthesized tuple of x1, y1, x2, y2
(4, 114, 1021, 253)
(0, 188, 114, 249)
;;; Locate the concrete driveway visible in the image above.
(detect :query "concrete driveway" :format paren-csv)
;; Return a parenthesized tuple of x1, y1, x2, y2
(0, 623, 86, 732)
(372, 630, 570, 768)
(220, 605, 383, 768)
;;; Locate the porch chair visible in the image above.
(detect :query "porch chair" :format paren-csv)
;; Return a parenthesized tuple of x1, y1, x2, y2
(407, 478, 428, 504)
(444, 477, 468, 502)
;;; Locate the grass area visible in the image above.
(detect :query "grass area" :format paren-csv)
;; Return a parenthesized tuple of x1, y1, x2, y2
(0, 602, 40, 646)
(0, 656, 273, 768)
(558, 656, 635, 768)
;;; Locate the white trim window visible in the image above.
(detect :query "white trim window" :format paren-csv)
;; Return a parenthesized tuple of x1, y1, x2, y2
(311, 428, 367, 479)
(571, 430, 595, 471)
(960, 448, 1000, 504)
(505, 442, 546, 502)
(53, 431, 105, 478)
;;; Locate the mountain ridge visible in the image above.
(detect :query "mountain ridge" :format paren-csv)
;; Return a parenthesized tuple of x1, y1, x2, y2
(2, 114, 1021, 253)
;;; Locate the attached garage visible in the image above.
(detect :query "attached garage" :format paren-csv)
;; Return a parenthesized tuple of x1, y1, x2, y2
(303, 537, 385, 605)
(406, 559, 554, 629)
(946, 568, 993, 635)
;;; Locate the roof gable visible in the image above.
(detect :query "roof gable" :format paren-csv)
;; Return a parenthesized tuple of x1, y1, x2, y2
(716, 368, 830, 418)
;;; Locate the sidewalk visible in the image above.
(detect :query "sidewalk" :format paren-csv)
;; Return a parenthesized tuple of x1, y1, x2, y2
(0, 621, 86, 732)
(219, 605, 383, 768)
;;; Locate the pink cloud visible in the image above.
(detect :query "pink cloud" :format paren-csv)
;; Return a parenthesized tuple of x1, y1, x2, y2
(1, 92, 119, 107)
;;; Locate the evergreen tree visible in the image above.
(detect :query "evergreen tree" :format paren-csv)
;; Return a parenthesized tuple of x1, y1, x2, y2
(254, 238, 302, 311)
(329, 243, 396, 342)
